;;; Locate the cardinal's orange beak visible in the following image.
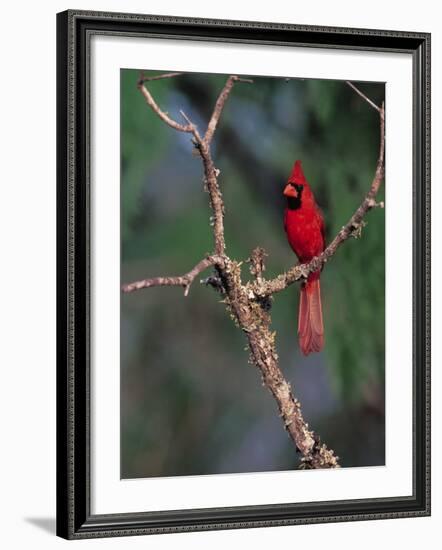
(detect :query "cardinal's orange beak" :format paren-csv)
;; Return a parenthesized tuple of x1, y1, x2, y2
(283, 183, 298, 198)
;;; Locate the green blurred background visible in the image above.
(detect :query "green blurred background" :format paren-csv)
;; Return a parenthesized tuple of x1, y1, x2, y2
(120, 69, 385, 478)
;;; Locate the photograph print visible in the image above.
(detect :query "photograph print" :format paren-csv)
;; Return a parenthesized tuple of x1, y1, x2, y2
(120, 69, 385, 479)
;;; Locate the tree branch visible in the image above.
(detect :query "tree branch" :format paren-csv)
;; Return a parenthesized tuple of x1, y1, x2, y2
(137, 73, 248, 255)
(138, 74, 200, 135)
(346, 81, 382, 113)
(249, 246, 267, 280)
(139, 71, 182, 83)
(122, 255, 223, 296)
(204, 75, 253, 145)
(222, 258, 339, 468)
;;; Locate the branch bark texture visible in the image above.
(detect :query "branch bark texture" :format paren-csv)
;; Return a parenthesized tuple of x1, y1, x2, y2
(122, 255, 224, 296)
(123, 73, 385, 469)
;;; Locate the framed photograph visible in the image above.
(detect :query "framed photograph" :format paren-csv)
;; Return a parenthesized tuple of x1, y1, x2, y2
(56, 10, 430, 539)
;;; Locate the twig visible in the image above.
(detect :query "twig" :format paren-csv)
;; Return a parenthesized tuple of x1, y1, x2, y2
(204, 75, 253, 145)
(137, 75, 225, 252)
(249, 247, 267, 280)
(139, 71, 183, 83)
(138, 76, 200, 135)
(346, 81, 381, 113)
(122, 255, 223, 296)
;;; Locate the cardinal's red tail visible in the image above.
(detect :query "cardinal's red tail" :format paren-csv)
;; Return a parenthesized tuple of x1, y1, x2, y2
(298, 279, 324, 355)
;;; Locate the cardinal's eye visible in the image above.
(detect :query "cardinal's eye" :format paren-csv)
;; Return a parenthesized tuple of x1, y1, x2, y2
(295, 184, 303, 192)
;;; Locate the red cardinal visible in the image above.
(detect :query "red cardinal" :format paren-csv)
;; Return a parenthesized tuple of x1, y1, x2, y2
(283, 160, 325, 355)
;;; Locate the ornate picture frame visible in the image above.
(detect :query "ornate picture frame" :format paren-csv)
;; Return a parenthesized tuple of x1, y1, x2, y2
(56, 10, 430, 539)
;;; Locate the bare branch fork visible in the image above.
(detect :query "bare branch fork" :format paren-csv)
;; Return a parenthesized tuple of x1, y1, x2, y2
(124, 73, 385, 469)
(122, 255, 224, 296)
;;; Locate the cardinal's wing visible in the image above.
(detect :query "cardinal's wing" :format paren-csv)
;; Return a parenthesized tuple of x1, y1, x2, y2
(317, 207, 326, 250)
